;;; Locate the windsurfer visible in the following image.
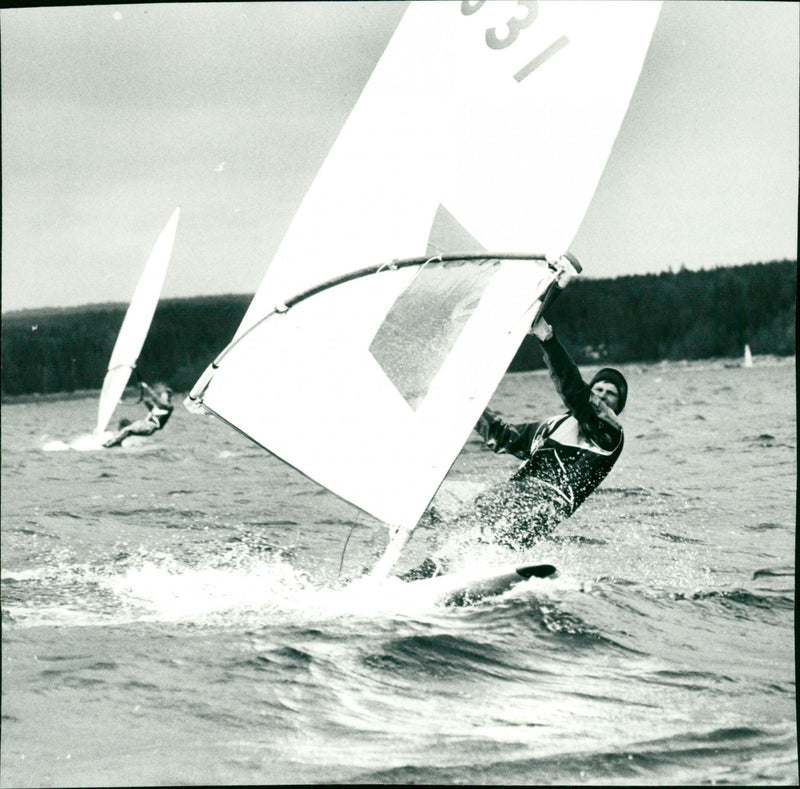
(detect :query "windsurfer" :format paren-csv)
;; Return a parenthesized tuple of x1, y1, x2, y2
(103, 382, 174, 447)
(401, 316, 627, 579)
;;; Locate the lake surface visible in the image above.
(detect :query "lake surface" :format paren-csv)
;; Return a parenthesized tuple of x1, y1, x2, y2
(1, 356, 796, 786)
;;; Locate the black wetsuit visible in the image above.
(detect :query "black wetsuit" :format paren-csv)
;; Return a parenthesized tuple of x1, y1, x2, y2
(472, 333, 624, 548)
(144, 400, 173, 431)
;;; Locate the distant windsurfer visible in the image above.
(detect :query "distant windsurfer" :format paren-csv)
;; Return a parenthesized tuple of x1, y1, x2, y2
(403, 316, 627, 579)
(102, 382, 174, 448)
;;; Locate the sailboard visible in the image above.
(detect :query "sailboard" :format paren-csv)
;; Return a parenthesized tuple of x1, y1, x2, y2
(186, 1, 661, 578)
(95, 208, 180, 436)
(402, 563, 557, 607)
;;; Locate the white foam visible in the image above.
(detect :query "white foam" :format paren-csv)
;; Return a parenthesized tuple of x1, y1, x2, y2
(40, 431, 111, 452)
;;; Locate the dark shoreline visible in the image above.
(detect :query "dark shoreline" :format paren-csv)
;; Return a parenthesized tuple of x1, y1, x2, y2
(3, 354, 794, 407)
(2, 260, 795, 398)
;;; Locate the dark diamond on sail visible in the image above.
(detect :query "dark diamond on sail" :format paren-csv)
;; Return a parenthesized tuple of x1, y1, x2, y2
(369, 259, 497, 411)
(370, 205, 496, 410)
(425, 203, 486, 258)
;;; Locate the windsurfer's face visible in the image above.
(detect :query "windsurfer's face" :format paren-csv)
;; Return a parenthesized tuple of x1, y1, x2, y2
(591, 381, 620, 413)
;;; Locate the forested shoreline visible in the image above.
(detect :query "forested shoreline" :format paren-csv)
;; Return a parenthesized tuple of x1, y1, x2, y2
(2, 260, 795, 399)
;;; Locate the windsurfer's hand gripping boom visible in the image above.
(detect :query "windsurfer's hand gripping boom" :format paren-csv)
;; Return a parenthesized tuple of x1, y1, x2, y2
(554, 251, 581, 287)
(530, 316, 554, 342)
(528, 252, 582, 338)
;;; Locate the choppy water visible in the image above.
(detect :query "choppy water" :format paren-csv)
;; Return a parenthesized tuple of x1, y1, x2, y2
(1, 357, 796, 786)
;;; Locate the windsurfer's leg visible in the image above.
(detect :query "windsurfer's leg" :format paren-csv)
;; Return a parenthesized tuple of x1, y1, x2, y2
(103, 428, 131, 448)
(485, 497, 567, 549)
(397, 556, 447, 581)
(123, 419, 157, 437)
(133, 424, 158, 437)
(102, 419, 156, 447)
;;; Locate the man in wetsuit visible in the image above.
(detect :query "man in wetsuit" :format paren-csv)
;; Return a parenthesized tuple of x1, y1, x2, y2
(103, 381, 174, 448)
(402, 315, 627, 579)
(471, 315, 626, 549)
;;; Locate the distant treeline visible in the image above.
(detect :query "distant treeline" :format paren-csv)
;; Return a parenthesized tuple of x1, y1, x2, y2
(509, 259, 796, 371)
(1, 260, 795, 398)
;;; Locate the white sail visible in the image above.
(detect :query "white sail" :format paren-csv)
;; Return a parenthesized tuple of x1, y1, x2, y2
(192, 253, 558, 528)
(187, 1, 661, 533)
(96, 208, 180, 433)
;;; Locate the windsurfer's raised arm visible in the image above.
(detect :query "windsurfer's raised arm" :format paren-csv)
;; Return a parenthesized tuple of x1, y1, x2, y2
(530, 318, 588, 413)
(531, 317, 622, 451)
(140, 381, 174, 413)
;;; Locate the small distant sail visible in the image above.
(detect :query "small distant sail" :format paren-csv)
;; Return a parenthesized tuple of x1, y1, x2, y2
(96, 208, 180, 433)
(187, 2, 661, 542)
(743, 344, 753, 368)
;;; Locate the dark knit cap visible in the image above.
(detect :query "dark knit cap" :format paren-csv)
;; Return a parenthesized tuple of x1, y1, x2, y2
(589, 368, 628, 414)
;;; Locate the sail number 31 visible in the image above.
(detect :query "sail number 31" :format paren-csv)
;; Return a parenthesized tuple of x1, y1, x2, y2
(461, 0, 569, 82)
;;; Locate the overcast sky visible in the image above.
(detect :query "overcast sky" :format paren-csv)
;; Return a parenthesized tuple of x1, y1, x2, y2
(1, 1, 797, 312)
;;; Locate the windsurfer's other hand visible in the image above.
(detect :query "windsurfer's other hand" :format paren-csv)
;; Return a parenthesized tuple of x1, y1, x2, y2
(530, 317, 553, 341)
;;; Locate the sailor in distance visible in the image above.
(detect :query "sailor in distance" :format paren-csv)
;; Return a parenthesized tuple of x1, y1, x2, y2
(103, 381, 175, 448)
